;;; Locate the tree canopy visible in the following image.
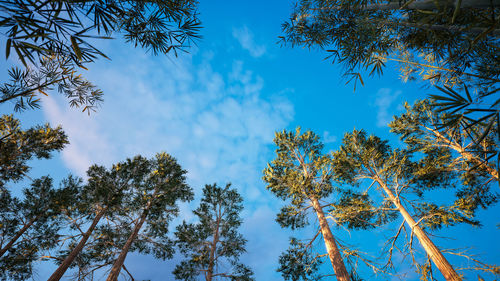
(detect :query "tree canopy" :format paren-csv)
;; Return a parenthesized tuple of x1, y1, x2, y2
(281, 0, 500, 143)
(1, 0, 201, 112)
(281, 0, 499, 87)
(0, 115, 68, 188)
(263, 128, 351, 281)
(174, 183, 254, 281)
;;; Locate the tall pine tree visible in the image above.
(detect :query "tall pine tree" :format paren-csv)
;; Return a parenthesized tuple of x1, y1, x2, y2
(263, 128, 350, 281)
(331, 129, 484, 281)
(174, 183, 254, 281)
(105, 152, 193, 281)
(0, 115, 67, 188)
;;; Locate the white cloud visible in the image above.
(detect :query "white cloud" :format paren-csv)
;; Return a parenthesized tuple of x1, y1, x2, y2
(232, 26, 267, 58)
(41, 46, 294, 279)
(373, 88, 402, 127)
(42, 96, 114, 176)
(323, 130, 337, 143)
(43, 51, 293, 191)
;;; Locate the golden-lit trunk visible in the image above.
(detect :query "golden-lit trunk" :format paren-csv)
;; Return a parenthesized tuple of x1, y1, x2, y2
(310, 197, 350, 281)
(376, 178, 461, 281)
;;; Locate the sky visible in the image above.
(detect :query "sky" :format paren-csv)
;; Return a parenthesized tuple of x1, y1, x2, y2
(1, 0, 499, 280)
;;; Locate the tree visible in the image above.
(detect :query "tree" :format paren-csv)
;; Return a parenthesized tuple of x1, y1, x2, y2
(0, 176, 76, 280)
(281, 0, 499, 87)
(48, 157, 140, 281)
(277, 237, 322, 281)
(331, 129, 488, 281)
(0, 115, 68, 188)
(262, 128, 350, 281)
(174, 183, 254, 281)
(1, 0, 201, 112)
(280, 0, 500, 140)
(105, 152, 193, 281)
(390, 99, 498, 189)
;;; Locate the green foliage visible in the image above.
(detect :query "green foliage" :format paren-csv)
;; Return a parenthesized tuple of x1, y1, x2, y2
(276, 205, 308, 230)
(0, 176, 77, 280)
(281, 0, 500, 142)
(0, 0, 201, 112)
(0, 115, 68, 188)
(278, 238, 322, 281)
(331, 129, 482, 230)
(281, 0, 499, 88)
(263, 128, 333, 205)
(430, 84, 500, 150)
(390, 100, 498, 213)
(174, 183, 254, 281)
(328, 190, 397, 230)
(59, 153, 193, 278)
(0, 61, 103, 112)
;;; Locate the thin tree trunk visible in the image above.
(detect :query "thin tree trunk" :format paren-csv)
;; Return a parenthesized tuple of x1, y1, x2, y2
(48, 206, 108, 281)
(310, 197, 350, 281)
(0, 213, 43, 257)
(206, 213, 221, 281)
(375, 177, 461, 281)
(106, 208, 149, 281)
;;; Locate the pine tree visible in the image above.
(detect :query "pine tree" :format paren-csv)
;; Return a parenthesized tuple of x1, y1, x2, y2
(390, 99, 498, 188)
(105, 152, 193, 281)
(0, 176, 76, 280)
(263, 128, 350, 281)
(331, 129, 482, 281)
(48, 157, 140, 281)
(0, 115, 67, 188)
(174, 183, 254, 281)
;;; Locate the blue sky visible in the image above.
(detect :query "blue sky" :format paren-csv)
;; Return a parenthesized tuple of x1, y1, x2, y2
(1, 0, 499, 280)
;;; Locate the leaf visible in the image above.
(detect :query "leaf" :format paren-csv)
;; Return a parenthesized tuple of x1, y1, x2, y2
(70, 36, 82, 61)
(451, 0, 462, 23)
(462, 113, 496, 131)
(463, 85, 472, 103)
(474, 115, 495, 146)
(6, 38, 11, 59)
(358, 73, 364, 86)
(13, 42, 27, 67)
(38, 89, 49, 96)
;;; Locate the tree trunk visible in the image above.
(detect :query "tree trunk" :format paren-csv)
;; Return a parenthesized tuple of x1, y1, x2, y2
(206, 214, 221, 281)
(310, 197, 350, 281)
(106, 208, 149, 281)
(48, 206, 108, 281)
(363, 0, 500, 11)
(375, 178, 461, 281)
(0, 213, 42, 257)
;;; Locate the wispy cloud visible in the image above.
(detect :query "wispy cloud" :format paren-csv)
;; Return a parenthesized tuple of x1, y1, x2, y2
(42, 46, 293, 280)
(232, 26, 267, 58)
(43, 52, 293, 193)
(323, 130, 337, 143)
(373, 88, 402, 127)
